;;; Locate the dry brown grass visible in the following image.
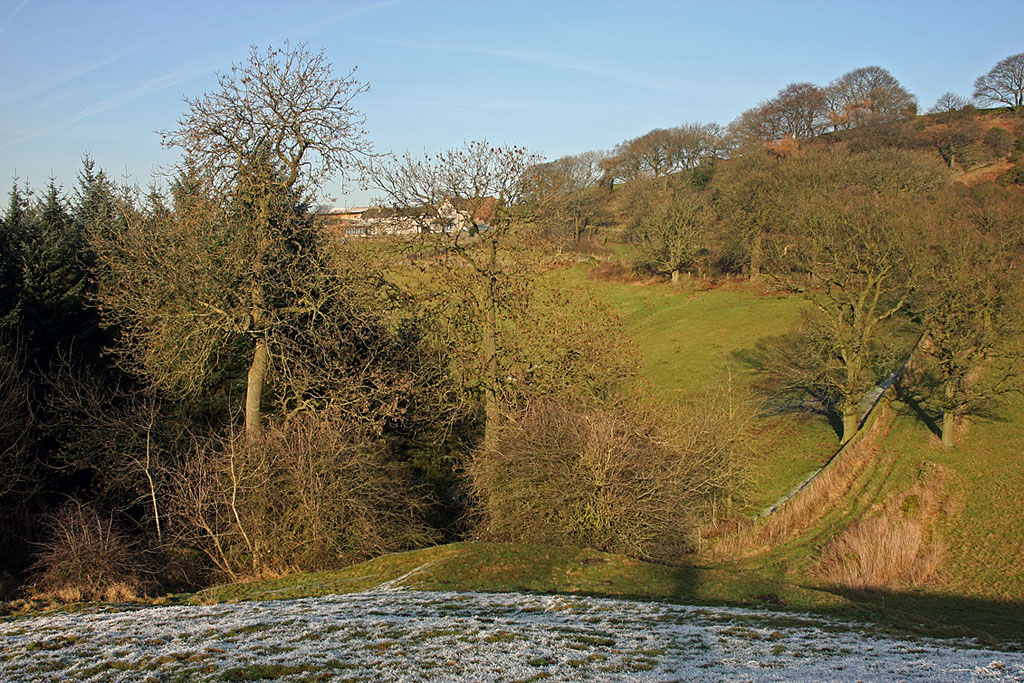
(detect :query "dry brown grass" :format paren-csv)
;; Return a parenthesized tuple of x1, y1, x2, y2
(707, 406, 892, 559)
(813, 463, 953, 589)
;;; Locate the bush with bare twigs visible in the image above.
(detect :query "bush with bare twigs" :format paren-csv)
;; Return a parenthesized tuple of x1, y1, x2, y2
(0, 338, 32, 502)
(30, 500, 149, 602)
(585, 261, 637, 284)
(169, 414, 438, 580)
(467, 393, 751, 563)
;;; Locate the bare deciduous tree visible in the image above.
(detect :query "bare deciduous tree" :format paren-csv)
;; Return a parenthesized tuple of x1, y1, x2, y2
(372, 141, 632, 448)
(826, 66, 917, 130)
(730, 82, 829, 146)
(98, 44, 372, 443)
(771, 188, 924, 442)
(973, 52, 1024, 111)
(631, 185, 714, 283)
(601, 123, 724, 185)
(713, 145, 810, 279)
(372, 141, 542, 447)
(918, 185, 1024, 446)
(525, 150, 609, 244)
(160, 42, 371, 200)
(926, 93, 980, 169)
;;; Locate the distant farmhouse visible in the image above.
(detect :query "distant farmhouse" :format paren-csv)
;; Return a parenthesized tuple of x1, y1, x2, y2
(319, 200, 493, 238)
(320, 206, 374, 237)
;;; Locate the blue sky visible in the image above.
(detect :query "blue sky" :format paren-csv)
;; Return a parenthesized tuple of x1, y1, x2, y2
(2, 0, 1022, 208)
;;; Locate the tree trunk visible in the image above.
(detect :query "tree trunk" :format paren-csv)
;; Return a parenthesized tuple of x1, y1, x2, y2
(941, 409, 955, 447)
(749, 232, 763, 281)
(482, 288, 499, 450)
(941, 381, 956, 447)
(482, 241, 500, 450)
(245, 339, 269, 443)
(671, 269, 680, 286)
(840, 401, 858, 444)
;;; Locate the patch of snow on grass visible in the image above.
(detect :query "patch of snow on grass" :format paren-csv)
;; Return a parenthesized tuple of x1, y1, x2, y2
(1, 589, 1022, 681)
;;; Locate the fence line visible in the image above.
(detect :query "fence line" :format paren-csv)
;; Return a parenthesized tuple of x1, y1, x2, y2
(758, 333, 925, 518)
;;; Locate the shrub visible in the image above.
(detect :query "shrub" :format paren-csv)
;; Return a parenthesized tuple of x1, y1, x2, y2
(997, 163, 1024, 186)
(467, 396, 750, 563)
(30, 500, 149, 602)
(170, 414, 438, 580)
(983, 126, 1014, 158)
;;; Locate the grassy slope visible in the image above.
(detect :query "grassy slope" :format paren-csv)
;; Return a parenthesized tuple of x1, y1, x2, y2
(180, 264, 1023, 644)
(890, 394, 1024, 602)
(182, 541, 933, 637)
(713, 399, 1024, 643)
(564, 266, 837, 511)
(180, 540, 1017, 644)
(561, 267, 1024, 640)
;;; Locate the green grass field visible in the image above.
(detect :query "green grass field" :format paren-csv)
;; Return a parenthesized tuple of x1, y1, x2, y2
(141, 263, 1024, 647)
(564, 265, 836, 511)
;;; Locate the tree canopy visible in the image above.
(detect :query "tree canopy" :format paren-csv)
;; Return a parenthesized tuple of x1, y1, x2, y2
(160, 42, 372, 199)
(973, 52, 1024, 111)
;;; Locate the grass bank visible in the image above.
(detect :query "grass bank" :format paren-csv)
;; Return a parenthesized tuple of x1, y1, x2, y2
(177, 540, 1022, 646)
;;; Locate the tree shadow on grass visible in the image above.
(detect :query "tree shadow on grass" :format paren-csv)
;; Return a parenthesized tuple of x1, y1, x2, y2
(824, 587, 1024, 647)
(890, 368, 1014, 439)
(892, 382, 942, 439)
(683, 563, 1024, 647)
(731, 346, 844, 439)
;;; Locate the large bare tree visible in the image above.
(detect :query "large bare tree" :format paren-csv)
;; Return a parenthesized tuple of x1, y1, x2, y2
(97, 44, 372, 443)
(772, 189, 924, 443)
(826, 66, 917, 130)
(371, 141, 630, 449)
(631, 184, 714, 284)
(161, 43, 371, 200)
(926, 92, 980, 169)
(973, 52, 1024, 111)
(525, 149, 608, 244)
(918, 184, 1024, 446)
(758, 147, 946, 442)
(371, 142, 541, 447)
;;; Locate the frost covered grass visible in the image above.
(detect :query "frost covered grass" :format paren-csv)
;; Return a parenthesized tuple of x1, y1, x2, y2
(2, 588, 1022, 682)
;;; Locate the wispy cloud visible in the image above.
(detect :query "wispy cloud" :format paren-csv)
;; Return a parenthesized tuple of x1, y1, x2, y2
(0, 0, 29, 37)
(318, 0, 400, 30)
(280, 0, 400, 46)
(0, 47, 139, 108)
(0, 59, 216, 151)
(378, 39, 678, 95)
(366, 97, 639, 112)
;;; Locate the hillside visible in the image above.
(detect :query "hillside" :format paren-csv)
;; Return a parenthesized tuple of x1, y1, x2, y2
(4, 47, 1023, 658)
(134, 271, 1024, 645)
(591, 271, 1024, 639)
(828, 106, 1024, 185)
(562, 266, 838, 512)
